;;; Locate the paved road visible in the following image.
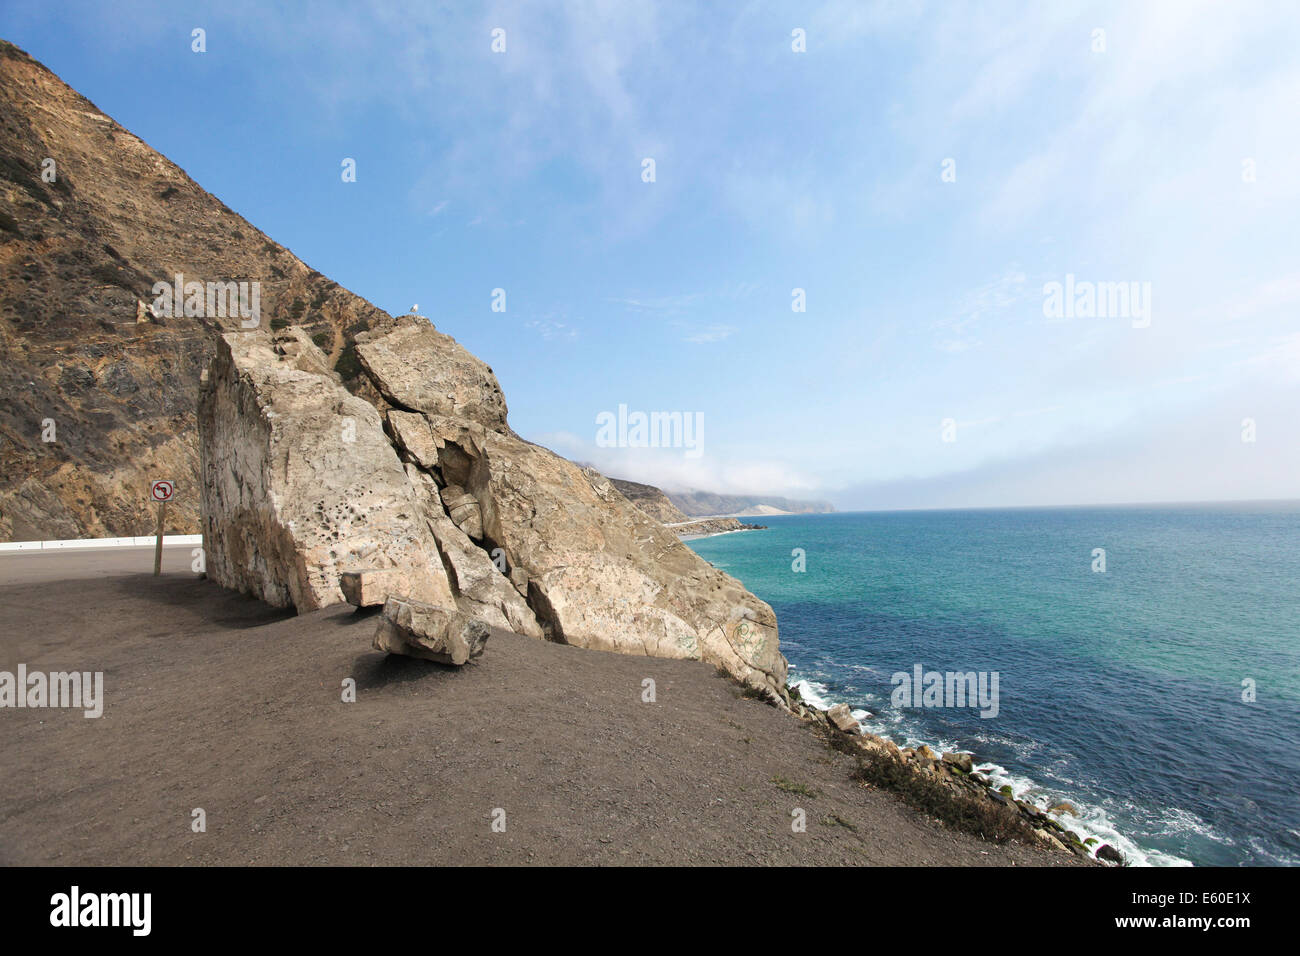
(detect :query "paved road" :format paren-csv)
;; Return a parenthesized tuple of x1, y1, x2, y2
(0, 544, 198, 587)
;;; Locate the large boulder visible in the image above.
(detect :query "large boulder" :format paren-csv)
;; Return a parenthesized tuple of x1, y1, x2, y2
(197, 332, 456, 611)
(199, 318, 790, 701)
(941, 751, 975, 774)
(373, 597, 490, 665)
(827, 703, 861, 734)
(381, 391, 789, 698)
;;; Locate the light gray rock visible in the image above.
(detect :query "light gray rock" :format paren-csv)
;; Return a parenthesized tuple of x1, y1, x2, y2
(201, 318, 791, 702)
(384, 404, 789, 699)
(386, 410, 443, 471)
(827, 703, 861, 734)
(339, 569, 409, 607)
(402, 464, 543, 639)
(1036, 829, 1069, 852)
(441, 485, 484, 540)
(355, 321, 509, 431)
(372, 597, 490, 665)
(508, 566, 529, 597)
(197, 332, 456, 611)
(272, 326, 338, 380)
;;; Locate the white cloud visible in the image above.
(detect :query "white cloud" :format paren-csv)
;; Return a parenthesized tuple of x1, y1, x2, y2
(530, 432, 823, 498)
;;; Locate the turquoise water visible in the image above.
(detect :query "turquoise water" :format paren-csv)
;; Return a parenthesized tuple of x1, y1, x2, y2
(688, 503, 1300, 866)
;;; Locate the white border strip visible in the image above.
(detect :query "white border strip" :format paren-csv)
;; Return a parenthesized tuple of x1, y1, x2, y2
(0, 534, 202, 552)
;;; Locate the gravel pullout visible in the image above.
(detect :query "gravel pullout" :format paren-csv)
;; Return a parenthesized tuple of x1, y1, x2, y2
(0, 547, 1080, 866)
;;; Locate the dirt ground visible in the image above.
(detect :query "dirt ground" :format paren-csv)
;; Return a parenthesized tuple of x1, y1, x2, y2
(0, 546, 1077, 866)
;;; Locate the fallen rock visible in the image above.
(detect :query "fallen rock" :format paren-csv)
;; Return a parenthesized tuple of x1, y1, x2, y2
(200, 318, 791, 700)
(508, 566, 529, 597)
(372, 597, 490, 665)
(1049, 801, 1078, 817)
(941, 751, 974, 774)
(915, 744, 937, 761)
(852, 732, 902, 761)
(386, 410, 445, 471)
(339, 569, 412, 607)
(198, 333, 456, 611)
(826, 703, 861, 734)
(1096, 843, 1126, 865)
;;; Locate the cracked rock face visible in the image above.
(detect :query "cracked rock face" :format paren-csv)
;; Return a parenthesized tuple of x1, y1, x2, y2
(404, 464, 544, 640)
(198, 333, 455, 611)
(354, 323, 509, 430)
(199, 320, 788, 698)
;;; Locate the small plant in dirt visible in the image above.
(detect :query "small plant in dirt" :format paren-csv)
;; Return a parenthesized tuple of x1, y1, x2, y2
(771, 775, 819, 798)
(821, 813, 857, 831)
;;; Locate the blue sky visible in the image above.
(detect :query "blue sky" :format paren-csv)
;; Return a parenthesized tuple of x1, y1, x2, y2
(5, 1, 1299, 509)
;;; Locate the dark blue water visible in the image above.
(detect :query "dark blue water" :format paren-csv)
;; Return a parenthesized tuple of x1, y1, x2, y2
(688, 504, 1300, 866)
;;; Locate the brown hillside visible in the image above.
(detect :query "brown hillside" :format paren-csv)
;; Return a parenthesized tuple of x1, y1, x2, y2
(607, 477, 690, 524)
(0, 39, 392, 540)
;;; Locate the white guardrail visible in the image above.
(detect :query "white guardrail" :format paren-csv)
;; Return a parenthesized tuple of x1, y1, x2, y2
(0, 535, 202, 552)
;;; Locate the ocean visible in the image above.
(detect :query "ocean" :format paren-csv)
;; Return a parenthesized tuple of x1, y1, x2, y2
(687, 503, 1300, 867)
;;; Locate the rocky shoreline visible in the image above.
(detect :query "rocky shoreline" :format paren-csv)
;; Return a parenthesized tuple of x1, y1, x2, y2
(782, 688, 1123, 865)
(675, 518, 767, 539)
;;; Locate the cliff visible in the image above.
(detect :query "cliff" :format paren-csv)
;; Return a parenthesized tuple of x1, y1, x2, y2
(666, 490, 835, 518)
(606, 477, 691, 524)
(0, 39, 388, 541)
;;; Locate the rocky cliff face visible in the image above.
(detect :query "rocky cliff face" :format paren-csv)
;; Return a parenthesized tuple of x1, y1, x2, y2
(1, 39, 789, 700)
(607, 478, 690, 524)
(0, 40, 388, 540)
(198, 332, 456, 612)
(201, 321, 789, 699)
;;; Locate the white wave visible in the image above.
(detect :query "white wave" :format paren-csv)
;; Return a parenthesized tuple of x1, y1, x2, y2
(973, 762, 1194, 867)
(790, 679, 833, 711)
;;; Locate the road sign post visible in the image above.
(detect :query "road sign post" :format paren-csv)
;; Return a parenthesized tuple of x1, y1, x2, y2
(150, 480, 174, 575)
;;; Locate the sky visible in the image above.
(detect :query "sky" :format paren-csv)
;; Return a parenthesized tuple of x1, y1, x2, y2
(3, 0, 1298, 510)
